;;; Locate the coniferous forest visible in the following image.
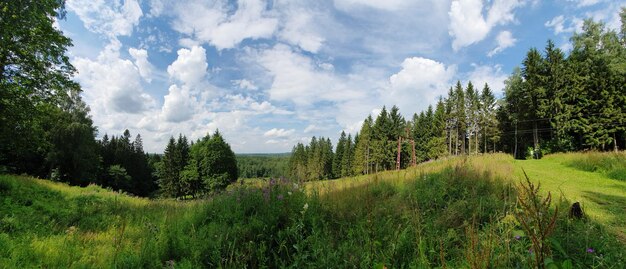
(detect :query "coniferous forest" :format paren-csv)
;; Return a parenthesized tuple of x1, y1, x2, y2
(289, 16, 626, 181)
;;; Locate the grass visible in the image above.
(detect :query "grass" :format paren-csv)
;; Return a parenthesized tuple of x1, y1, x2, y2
(515, 152, 626, 244)
(1, 152, 625, 268)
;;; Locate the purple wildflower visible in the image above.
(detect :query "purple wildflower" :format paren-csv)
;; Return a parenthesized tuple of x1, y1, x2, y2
(277, 194, 284, 200)
(514, 235, 521, 240)
(587, 248, 594, 253)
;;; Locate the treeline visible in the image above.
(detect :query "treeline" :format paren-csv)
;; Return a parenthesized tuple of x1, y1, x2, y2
(0, 1, 238, 198)
(156, 131, 238, 198)
(499, 17, 626, 158)
(290, 12, 626, 180)
(237, 154, 289, 179)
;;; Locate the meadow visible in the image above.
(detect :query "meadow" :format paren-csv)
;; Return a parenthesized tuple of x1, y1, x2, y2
(1, 152, 625, 268)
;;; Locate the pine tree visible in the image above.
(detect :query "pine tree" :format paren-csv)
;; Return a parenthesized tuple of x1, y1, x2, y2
(159, 137, 180, 197)
(480, 83, 498, 153)
(333, 131, 347, 178)
(352, 116, 373, 175)
(341, 134, 354, 177)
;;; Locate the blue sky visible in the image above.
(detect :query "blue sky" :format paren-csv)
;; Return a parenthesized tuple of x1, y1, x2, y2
(58, 0, 625, 153)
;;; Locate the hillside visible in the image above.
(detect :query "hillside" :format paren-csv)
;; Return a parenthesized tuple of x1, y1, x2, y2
(1, 152, 625, 268)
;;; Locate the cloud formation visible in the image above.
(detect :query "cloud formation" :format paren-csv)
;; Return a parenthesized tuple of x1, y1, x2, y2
(448, 0, 523, 51)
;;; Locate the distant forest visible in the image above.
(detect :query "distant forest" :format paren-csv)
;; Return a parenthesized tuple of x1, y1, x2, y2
(289, 13, 626, 181)
(237, 154, 290, 179)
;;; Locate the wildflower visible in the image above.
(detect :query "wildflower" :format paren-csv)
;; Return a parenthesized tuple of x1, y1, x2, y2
(277, 194, 284, 200)
(587, 248, 594, 253)
(514, 235, 521, 240)
(287, 191, 292, 196)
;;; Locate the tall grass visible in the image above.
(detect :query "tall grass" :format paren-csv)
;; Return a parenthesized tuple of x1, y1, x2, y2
(1, 153, 626, 268)
(560, 151, 626, 181)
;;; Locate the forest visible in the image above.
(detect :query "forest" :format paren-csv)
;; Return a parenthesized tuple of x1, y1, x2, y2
(0, 1, 240, 198)
(288, 15, 626, 182)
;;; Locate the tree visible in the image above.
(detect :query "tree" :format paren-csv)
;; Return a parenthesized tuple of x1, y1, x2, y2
(522, 48, 548, 158)
(159, 137, 185, 197)
(189, 130, 238, 193)
(333, 131, 347, 178)
(428, 98, 448, 159)
(480, 83, 498, 153)
(341, 134, 354, 177)
(352, 116, 373, 175)
(0, 0, 84, 174)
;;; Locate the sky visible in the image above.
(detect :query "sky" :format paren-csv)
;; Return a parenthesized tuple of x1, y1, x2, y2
(58, 0, 626, 153)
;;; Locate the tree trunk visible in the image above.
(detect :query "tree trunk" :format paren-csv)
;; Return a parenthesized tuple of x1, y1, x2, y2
(514, 123, 518, 159)
(468, 132, 471, 155)
(448, 129, 452, 155)
(455, 128, 459, 155)
(484, 128, 487, 153)
(533, 121, 539, 159)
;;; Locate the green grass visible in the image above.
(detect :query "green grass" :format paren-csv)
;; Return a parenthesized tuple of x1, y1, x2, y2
(1, 152, 625, 268)
(515, 152, 626, 243)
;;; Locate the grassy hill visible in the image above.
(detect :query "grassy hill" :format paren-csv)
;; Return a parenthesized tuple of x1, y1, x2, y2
(1, 152, 625, 268)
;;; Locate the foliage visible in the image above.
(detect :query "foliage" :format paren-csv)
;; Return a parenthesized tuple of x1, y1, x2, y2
(515, 170, 559, 268)
(178, 130, 238, 197)
(236, 153, 289, 179)
(98, 130, 156, 196)
(3, 153, 625, 268)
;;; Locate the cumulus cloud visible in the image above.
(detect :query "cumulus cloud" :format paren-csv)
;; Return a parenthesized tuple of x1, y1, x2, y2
(73, 41, 156, 115)
(386, 57, 456, 115)
(167, 46, 208, 87)
(128, 48, 154, 82)
(161, 85, 199, 122)
(256, 44, 364, 106)
(448, 0, 524, 51)
(170, 0, 278, 50)
(67, 0, 142, 38)
(466, 64, 508, 96)
(264, 128, 295, 138)
(488, 30, 517, 57)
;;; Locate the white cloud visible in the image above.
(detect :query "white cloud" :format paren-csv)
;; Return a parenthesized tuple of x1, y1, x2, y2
(488, 30, 517, 56)
(170, 0, 278, 50)
(256, 44, 365, 106)
(466, 64, 508, 96)
(277, 7, 325, 53)
(167, 46, 208, 87)
(545, 15, 583, 34)
(128, 48, 154, 82)
(73, 41, 156, 115)
(161, 85, 199, 122)
(264, 128, 295, 138)
(567, 0, 602, 8)
(67, 0, 142, 38)
(545, 15, 568, 34)
(232, 79, 259, 90)
(386, 57, 456, 115)
(448, 0, 524, 51)
(334, 0, 413, 11)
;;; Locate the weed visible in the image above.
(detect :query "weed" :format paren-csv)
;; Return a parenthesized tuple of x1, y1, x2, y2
(515, 170, 558, 269)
